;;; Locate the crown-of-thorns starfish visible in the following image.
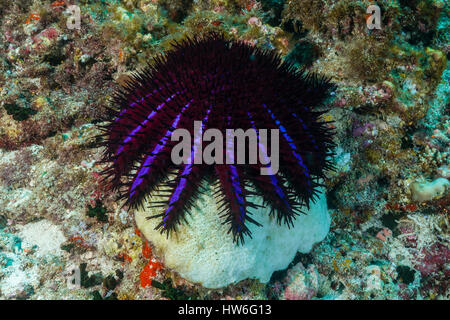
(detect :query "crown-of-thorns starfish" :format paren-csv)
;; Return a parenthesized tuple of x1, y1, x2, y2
(97, 34, 335, 244)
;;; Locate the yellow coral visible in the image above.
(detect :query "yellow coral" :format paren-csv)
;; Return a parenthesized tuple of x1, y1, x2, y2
(425, 48, 446, 84)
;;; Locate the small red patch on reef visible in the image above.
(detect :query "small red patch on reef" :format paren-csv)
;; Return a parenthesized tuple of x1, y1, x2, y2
(140, 260, 163, 288)
(25, 13, 40, 24)
(385, 203, 418, 212)
(142, 241, 152, 259)
(51, 1, 66, 8)
(117, 252, 132, 264)
(68, 235, 92, 249)
(140, 241, 163, 287)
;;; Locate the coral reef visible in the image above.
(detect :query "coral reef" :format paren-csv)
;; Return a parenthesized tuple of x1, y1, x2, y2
(0, 0, 448, 300)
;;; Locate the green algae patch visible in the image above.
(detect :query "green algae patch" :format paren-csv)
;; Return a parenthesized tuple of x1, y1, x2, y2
(87, 200, 108, 222)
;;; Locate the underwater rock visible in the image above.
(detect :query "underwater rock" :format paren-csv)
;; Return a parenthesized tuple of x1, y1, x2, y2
(410, 178, 449, 202)
(18, 220, 66, 257)
(135, 187, 330, 289)
(436, 165, 449, 179)
(281, 263, 319, 300)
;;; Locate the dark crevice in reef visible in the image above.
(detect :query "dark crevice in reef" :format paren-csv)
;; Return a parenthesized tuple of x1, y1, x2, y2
(395, 265, 416, 285)
(266, 252, 315, 299)
(160, 0, 194, 23)
(285, 41, 320, 68)
(260, 0, 286, 27)
(268, 252, 312, 284)
(43, 42, 67, 67)
(398, 0, 441, 47)
(3, 102, 37, 122)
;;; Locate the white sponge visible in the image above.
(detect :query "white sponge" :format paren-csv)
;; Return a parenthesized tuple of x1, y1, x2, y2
(410, 178, 449, 202)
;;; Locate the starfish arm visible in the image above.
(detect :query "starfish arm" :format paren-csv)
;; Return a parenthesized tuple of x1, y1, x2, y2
(125, 102, 192, 206)
(152, 106, 213, 232)
(215, 164, 260, 244)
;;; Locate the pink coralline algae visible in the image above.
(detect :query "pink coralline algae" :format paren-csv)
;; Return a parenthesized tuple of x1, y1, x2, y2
(414, 242, 450, 278)
(32, 27, 60, 50)
(353, 122, 377, 138)
(281, 263, 319, 300)
(413, 242, 450, 297)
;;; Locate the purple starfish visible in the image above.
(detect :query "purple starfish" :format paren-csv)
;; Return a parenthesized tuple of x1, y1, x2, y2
(98, 34, 335, 244)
